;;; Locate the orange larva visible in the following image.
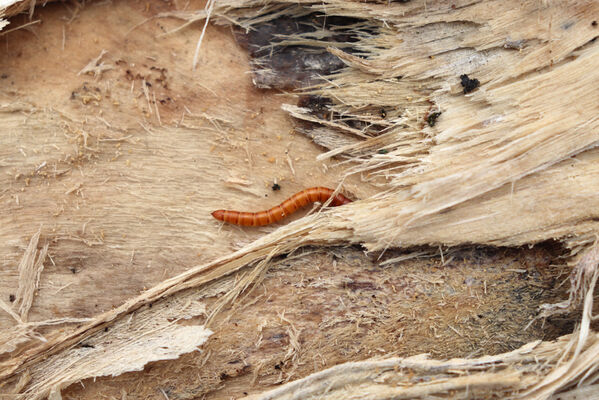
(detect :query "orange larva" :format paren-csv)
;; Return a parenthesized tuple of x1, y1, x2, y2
(211, 187, 352, 226)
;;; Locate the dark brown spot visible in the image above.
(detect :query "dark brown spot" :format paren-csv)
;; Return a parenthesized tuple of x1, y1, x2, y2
(460, 74, 480, 94)
(427, 111, 442, 127)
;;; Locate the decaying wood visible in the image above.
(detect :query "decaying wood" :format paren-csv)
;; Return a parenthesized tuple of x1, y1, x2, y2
(243, 331, 599, 400)
(1, 0, 599, 399)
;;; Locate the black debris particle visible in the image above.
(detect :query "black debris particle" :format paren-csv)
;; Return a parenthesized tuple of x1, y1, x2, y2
(377, 149, 389, 154)
(80, 343, 95, 348)
(297, 95, 333, 119)
(272, 183, 281, 191)
(1, 74, 8, 79)
(460, 74, 480, 94)
(427, 111, 442, 127)
(9, 294, 15, 302)
(380, 108, 387, 118)
(592, 21, 598, 27)
(297, 95, 333, 110)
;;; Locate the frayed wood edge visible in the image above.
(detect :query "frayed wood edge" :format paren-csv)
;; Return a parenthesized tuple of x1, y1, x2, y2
(0, 219, 320, 383)
(0, 15, 9, 32)
(0, 227, 88, 356)
(13, 228, 48, 322)
(0, 0, 43, 34)
(540, 241, 599, 318)
(3, 222, 598, 400)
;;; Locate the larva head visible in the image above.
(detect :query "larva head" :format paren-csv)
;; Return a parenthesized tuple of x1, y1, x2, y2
(333, 194, 353, 206)
(211, 210, 225, 221)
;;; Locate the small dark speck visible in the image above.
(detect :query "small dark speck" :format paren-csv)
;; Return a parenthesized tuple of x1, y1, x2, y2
(427, 111, 442, 127)
(378, 149, 389, 154)
(380, 108, 387, 118)
(104, 327, 109, 332)
(460, 74, 480, 94)
(9, 294, 15, 302)
(592, 21, 598, 27)
(272, 183, 281, 191)
(1, 74, 8, 79)
(70, 267, 77, 274)
(562, 21, 574, 30)
(148, 303, 153, 308)
(269, 333, 287, 340)
(80, 343, 95, 348)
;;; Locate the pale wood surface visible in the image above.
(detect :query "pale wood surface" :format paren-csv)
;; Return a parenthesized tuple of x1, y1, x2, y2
(0, 1, 596, 399)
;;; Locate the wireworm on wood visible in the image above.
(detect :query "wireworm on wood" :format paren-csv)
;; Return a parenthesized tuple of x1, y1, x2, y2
(211, 187, 352, 226)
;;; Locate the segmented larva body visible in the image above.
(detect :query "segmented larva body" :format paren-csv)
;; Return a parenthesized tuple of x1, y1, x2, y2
(212, 187, 352, 226)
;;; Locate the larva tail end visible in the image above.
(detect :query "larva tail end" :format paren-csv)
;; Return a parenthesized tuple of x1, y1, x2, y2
(212, 210, 225, 221)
